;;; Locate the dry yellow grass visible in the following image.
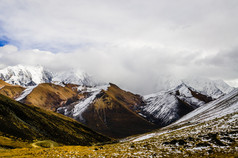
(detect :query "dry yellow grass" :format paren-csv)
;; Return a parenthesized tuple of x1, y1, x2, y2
(0, 80, 11, 87)
(0, 86, 25, 99)
(23, 83, 79, 111)
(0, 80, 25, 99)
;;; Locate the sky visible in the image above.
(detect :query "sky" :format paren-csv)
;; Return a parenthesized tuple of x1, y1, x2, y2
(0, 0, 238, 94)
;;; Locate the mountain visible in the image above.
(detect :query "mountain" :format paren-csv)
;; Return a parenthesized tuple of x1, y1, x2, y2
(0, 65, 235, 99)
(58, 83, 158, 138)
(0, 79, 218, 138)
(3, 88, 237, 157)
(139, 83, 213, 126)
(155, 76, 235, 99)
(0, 65, 53, 86)
(52, 70, 98, 86)
(130, 88, 238, 142)
(0, 94, 110, 149)
(0, 65, 235, 140)
(0, 65, 97, 87)
(113, 89, 237, 157)
(1, 80, 158, 138)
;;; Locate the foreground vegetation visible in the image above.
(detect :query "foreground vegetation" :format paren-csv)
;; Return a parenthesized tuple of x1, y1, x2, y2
(1, 112, 237, 157)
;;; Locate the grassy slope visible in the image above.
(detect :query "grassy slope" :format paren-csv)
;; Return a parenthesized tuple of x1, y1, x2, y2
(0, 80, 25, 99)
(0, 80, 11, 87)
(81, 84, 158, 138)
(22, 83, 79, 111)
(0, 94, 110, 149)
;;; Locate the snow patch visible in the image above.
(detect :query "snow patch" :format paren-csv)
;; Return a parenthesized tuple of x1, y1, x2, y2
(72, 84, 109, 121)
(15, 85, 37, 101)
(133, 133, 156, 142)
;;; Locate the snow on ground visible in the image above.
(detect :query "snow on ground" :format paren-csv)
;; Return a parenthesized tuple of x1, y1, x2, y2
(72, 84, 109, 121)
(143, 93, 179, 123)
(15, 85, 38, 101)
(132, 133, 156, 142)
(73, 91, 99, 120)
(176, 89, 238, 124)
(141, 83, 207, 125)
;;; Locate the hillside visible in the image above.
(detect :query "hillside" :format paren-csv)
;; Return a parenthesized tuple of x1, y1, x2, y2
(0, 79, 25, 99)
(59, 83, 158, 138)
(0, 94, 110, 149)
(18, 83, 79, 111)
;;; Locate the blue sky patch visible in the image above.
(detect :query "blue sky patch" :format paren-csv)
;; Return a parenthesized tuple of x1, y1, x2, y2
(0, 37, 9, 47)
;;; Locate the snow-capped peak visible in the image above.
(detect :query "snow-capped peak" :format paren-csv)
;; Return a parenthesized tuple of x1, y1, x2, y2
(155, 76, 235, 99)
(0, 64, 53, 86)
(52, 69, 104, 86)
(0, 65, 103, 87)
(173, 83, 193, 98)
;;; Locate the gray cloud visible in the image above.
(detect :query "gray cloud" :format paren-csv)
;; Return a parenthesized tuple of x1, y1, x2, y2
(0, 0, 238, 94)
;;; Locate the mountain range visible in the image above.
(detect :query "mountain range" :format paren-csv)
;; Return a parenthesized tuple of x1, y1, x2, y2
(0, 65, 236, 139)
(0, 64, 237, 157)
(0, 65, 234, 97)
(0, 65, 97, 87)
(1, 83, 237, 157)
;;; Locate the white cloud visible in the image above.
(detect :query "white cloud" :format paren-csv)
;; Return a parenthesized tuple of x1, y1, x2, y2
(1, 44, 238, 94)
(0, 0, 238, 94)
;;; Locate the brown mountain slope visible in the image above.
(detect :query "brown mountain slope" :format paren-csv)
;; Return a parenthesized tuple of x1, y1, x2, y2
(21, 83, 79, 111)
(0, 80, 25, 99)
(0, 94, 110, 149)
(62, 84, 158, 138)
(0, 79, 11, 87)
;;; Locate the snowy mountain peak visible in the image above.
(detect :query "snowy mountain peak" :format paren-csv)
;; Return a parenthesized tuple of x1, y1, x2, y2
(0, 65, 102, 87)
(155, 76, 235, 99)
(173, 83, 193, 98)
(52, 69, 98, 86)
(0, 65, 53, 86)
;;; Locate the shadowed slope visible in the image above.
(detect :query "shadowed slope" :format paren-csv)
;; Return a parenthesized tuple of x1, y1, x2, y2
(0, 94, 110, 148)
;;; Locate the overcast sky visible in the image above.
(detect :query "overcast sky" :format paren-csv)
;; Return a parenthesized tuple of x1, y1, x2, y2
(0, 0, 238, 94)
